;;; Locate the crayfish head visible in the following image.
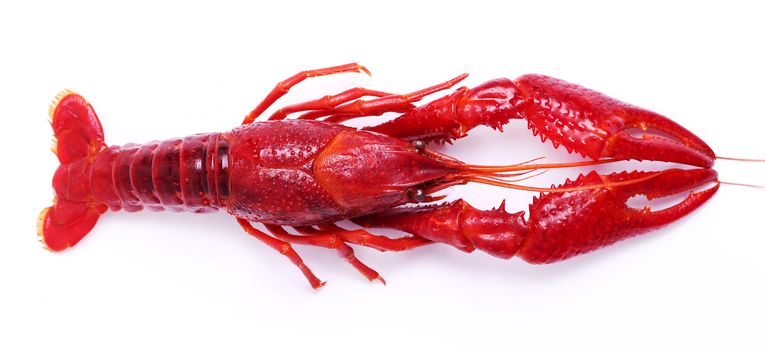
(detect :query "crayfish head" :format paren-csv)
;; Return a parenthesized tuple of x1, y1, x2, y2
(313, 130, 456, 214)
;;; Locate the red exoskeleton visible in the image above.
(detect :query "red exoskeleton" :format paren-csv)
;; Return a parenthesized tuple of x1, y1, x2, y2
(40, 63, 727, 288)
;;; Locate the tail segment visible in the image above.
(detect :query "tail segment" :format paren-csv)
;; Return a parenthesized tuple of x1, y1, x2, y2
(39, 91, 107, 251)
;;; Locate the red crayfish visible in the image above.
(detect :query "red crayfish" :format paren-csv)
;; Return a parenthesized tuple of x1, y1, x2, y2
(39, 63, 728, 288)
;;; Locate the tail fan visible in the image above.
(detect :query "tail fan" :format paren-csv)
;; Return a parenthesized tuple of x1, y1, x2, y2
(38, 91, 107, 251)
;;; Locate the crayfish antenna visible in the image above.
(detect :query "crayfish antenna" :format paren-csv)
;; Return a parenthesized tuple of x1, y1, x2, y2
(454, 158, 622, 172)
(420, 151, 677, 195)
(717, 156, 765, 162)
(716, 155, 765, 188)
(718, 181, 765, 189)
(455, 171, 667, 194)
(422, 149, 622, 174)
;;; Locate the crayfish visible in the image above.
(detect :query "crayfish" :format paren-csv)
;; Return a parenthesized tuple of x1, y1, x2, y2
(40, 63, 733, 288)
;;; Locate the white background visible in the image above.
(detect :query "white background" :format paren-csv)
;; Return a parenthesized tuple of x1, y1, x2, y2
(2, 1, 764, 349)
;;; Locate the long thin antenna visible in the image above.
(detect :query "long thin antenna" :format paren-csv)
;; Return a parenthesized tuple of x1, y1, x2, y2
(718, 181, 765, 189)
(717, 156, 765, 162)
(716, 156, 765, 188)
(464, 158, 620, 172)
(482, 169, 550, 182)
(423, 150, 622, 174)
(453, 171, 665, 194)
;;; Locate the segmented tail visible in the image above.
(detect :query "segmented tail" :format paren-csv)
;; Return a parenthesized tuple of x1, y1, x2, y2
(38, 91, 107, 251)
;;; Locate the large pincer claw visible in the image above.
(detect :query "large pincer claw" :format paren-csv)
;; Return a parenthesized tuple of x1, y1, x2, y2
(519, 168, 719, 264)
(517, 74, 717, 168)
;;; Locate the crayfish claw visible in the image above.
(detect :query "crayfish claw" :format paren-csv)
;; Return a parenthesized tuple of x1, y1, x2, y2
(519, 169, 719, 264)
(516, 74, 717, 167)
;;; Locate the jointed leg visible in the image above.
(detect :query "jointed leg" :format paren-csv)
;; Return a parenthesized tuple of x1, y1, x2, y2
(242, 63, 370, 124)
(297, 224, 432, 252)
(268, 87, 400, 121)
(296, 74, 469, 123)
(265, 225, 385, 284)
(236, 218, 324, 289)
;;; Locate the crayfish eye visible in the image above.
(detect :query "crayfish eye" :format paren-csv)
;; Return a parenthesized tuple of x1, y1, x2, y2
(412, 140, 426, 153)
(407, 188, 426, 203)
